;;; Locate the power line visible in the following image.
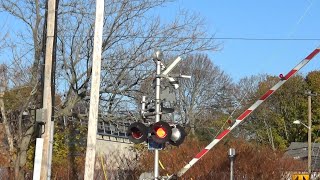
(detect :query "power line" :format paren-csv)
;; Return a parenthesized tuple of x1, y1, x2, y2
(7, 34, 320, 41)
(211, 37, 320, 41)
(52, 35, 320, 41)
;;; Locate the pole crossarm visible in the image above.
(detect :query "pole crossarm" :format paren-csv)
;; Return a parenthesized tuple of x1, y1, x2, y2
(169, 47, 320, 178)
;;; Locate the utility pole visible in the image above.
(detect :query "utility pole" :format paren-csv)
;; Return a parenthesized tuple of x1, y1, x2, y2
(40, 0, 56, 179)
(306, 90, 317, 176)
(84, 0, 104, 179)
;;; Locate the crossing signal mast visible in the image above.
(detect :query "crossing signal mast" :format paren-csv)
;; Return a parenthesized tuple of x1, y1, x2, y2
(127, 50, 190, 179)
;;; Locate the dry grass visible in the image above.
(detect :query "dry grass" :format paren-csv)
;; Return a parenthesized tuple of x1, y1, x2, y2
(138, 137, 305, 179)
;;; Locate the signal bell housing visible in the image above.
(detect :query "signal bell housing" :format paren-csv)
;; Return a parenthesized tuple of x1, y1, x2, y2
(169, 124, 186, 146)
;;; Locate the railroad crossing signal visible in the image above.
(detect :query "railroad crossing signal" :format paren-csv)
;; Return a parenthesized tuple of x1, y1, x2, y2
(127, 52, 190, 149)
(127, 121, 186, 147)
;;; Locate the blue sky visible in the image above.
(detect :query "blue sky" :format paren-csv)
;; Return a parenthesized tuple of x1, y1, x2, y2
(160, 0, 320, 82)
(1, 1, 319, 82)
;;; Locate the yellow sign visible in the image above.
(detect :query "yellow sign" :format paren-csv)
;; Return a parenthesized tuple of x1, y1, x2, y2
(292, 174, 309, 180)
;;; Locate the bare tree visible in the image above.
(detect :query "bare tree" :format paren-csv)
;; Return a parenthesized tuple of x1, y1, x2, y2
(174, 54, 234, 134)
(0, 63, 39, 178)
(55, 0, 220, 119)
(0, 65, 14, 159)
(0, 27, 8, 54)
(0, 0, 219, 178)
(226, 74, 269, 140)
(0, 0, 45, 178)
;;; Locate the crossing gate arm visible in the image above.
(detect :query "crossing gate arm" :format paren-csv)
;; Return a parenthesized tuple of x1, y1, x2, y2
(168, 47, 320, 178)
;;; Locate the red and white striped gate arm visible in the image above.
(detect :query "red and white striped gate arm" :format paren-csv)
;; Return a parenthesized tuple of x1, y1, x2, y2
(174, 47, 320, 178)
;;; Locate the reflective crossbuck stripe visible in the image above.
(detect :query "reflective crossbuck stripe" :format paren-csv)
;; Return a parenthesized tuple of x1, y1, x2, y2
(173, 47, 320, 178)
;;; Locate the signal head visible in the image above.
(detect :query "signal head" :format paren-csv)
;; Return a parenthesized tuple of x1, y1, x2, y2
(127, 122, 148, 144)
(151, 121, 172, 144)
(169, 125, 186, 146)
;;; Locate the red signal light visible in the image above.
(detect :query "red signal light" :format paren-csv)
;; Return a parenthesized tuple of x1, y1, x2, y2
(155, 127, 167, 138)
(127, 122, 148, 144)
(151, 121, 172, 143)
(131, 128, 143, 139)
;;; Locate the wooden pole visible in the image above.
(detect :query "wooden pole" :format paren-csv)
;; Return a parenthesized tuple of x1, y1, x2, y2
(40, 0, 56, 179)
(84, 0, 104, 179)
(308, 94, 312, 175)
(306, 91, 317, 176)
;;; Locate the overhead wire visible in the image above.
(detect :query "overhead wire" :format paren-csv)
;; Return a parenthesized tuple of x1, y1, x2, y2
(44, 34, 320, 41)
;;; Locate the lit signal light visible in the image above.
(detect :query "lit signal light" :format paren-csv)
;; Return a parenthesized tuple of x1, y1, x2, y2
(155, 127, 167, 138)
(127, 122, 148, 144)
(151, 121, 172, 144)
